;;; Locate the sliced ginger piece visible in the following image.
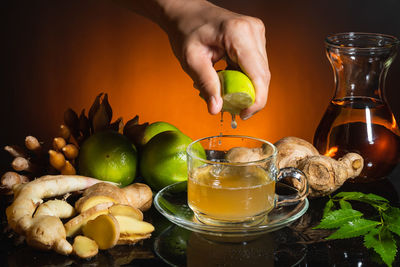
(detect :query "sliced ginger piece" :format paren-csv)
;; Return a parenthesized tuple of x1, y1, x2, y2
(75, 195, 117, 213)
(82, 214, 120, 250)
(117, 233, 151, 245)
(114, 215, 154, 236)
(34, 199, 75, 219)
(109, 204, 143, 221)
(65, 202, 114, 237)
(72, 235, 99, 259)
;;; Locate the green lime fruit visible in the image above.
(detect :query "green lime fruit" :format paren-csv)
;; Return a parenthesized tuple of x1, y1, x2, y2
(218, 70, 256, 115)
(140, 131, 206, 191)
(141, 121, 180, 146)
(78, 131, 138, 187)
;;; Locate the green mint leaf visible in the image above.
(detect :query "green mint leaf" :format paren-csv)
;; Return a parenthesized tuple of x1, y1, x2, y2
(334, 191, 366, 200)
(364, 193, 389, 203)
(339, 199, 352, 210)
(333, 192, 389, 206)
(326, 218, 380, 240)
(364, 227, 397, 267)
(323, 198, 335, 217)
(314, 209, 363, 229)
(363, 227, 381, 249)
(383, 207, 400, 237)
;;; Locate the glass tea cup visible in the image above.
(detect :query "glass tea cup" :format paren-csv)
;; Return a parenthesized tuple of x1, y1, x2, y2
(186, 135, 308, 226)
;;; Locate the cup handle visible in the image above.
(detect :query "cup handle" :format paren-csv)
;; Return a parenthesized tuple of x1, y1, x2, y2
(275, 167, 309, 207)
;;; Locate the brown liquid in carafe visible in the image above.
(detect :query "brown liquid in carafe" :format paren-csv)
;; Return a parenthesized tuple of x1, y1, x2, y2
(313, 97, 400, 182)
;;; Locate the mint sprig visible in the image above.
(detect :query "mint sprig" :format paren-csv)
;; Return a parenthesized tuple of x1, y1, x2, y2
(315, 192, 399, 267)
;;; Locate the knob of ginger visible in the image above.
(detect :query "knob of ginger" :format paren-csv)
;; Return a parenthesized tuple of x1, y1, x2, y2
(225, 136, 364, 198)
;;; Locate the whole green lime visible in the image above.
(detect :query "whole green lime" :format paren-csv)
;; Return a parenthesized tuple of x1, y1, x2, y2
(141, 121, 180, 146)
(140, 131, 206, 191)
(78, 131, 137, 187)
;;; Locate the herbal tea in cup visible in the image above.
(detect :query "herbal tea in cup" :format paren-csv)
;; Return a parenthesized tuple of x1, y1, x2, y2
(186, 135, 308, 226)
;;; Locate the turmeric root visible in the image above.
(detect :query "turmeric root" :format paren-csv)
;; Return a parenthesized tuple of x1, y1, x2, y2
(53, 137, 67, 151)
(60, 161, 76, 175)
(59, 124, 71, 140)
(6, 175, 104, 255)
(62, 144, 79, 160)
(49, 150, 66, 171)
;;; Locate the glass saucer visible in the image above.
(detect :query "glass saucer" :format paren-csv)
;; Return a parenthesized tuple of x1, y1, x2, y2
(154, 181, 309, 237)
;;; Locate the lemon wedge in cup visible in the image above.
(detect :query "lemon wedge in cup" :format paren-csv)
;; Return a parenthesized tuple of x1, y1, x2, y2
(218, 70, 256, 115)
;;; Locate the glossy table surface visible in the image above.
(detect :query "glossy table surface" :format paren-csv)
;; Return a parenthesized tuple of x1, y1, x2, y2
(1, 165, 399, 267)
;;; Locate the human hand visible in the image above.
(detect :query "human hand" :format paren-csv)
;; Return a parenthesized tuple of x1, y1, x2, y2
(162, 0, 271, 119)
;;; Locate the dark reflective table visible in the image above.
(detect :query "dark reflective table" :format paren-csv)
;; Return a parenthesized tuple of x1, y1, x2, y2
(1, 164, 399, 267)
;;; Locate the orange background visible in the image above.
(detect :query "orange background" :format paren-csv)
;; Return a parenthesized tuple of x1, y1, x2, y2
(2, 0, 400, 171)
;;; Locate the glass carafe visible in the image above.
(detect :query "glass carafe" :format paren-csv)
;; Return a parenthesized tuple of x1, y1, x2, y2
(313, 32, 400, 183)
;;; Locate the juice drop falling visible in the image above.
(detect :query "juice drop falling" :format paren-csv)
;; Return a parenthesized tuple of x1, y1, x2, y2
(218, 112, 223, 145)
(219, 112, 224, 137)
(230, 114, 237, 129)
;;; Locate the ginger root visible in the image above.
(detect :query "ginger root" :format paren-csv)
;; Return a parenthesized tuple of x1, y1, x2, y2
(4, 145, 27, 158)
(25, 136, 42, 153)
(11, 157, 37, 172)
(82, 214, 120, 250)
(114, 215, 154, 237)
(6, 175, 104, 255)
(109, 204, 143, 221)
(274, 137, 364, 197)
(65, 202, 114, 237)
(274, 137, 319, 169)
(79, 182, 153, 212)
(1, 171, 29, 195)
(72, 235, 99, 259)
(75, 195, 117, 213)
(65, 183, 152, 238)
(117, 234, 151, 245)
(294, 153, 363, 197)
(34, 199, 75, 219)
(225, 136, 364, 198)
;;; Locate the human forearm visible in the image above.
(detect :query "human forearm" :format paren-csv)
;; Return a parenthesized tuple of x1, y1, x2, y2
(113, 0, 270, 118)
(113, 0, 212, 32)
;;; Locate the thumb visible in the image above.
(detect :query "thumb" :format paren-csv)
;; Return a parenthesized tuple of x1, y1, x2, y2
(184, 48, 223, 115)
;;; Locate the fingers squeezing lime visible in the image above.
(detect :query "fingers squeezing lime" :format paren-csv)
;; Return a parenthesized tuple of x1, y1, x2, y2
(218, 70, 255, 115)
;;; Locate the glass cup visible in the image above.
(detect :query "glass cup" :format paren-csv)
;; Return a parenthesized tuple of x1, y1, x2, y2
(186, 135, 308, 226)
